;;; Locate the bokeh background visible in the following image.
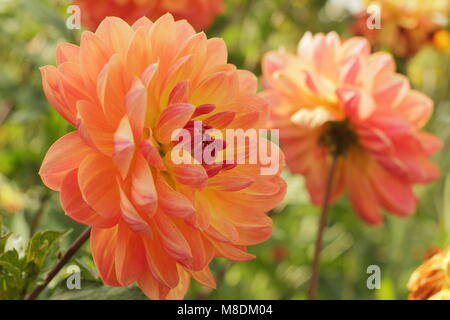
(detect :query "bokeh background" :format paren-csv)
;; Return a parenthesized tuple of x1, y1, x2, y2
(0, 0, 449, 300)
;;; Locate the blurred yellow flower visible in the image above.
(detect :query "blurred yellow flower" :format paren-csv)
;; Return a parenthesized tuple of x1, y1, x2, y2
(407, 247, 450, 300)
(0, 176, 25, 213)
(433, 29, 450, 54)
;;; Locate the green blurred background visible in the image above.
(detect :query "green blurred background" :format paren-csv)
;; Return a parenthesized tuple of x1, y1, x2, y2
(0, 0, 449, 300)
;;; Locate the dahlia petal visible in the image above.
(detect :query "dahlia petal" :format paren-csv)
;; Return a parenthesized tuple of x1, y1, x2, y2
(97, 54, 130, 125)
(366, 108, 411, 137)
(233, 94, 269, 129)
(345, 153, 383, 225)
(226, 176, 287, 213)
(191, 71, 238, 107)
(297, 31, 314, 63)
(192, 104, 216, 118)
(228, 111, 261, 130)
(77, 100, 115, 155)
(207, 171, 255, 192)
(140, 137, 166, 171)
(79, 31, 112, 87)
(174, 20, 196, 44)
(58, 62, 91, 103)
(370, 164, 417, 216)
(340, 37, 370, 58)
(415, 131, 443, 155)
(171, 161, 208, 189)
(374, 74, 410, 108)
(78, 153, 120, 219)
(209, 193, 273, 228)
(358, 127, 392, 153)
(165, 267, 191, 300)
(148, 14, 177, 70)
(91, 226, 121, 287)
(40, 66, 77, 126)
(204, 38, 228, 70)
(95, 17, 133, 58)
(138, 271, 167, 300)
(340, 56, 361, 85)
(338, 87, 375, 120)
(56, 43, 80, 65)
(60, 170, 118, 228)
(397, 90, 433, 128)
(237, 70, 258, 93)
(141, 62, 159, 89)
(39, 131, 92, 191)
(234, 224, 272, 246)
(131, 16, 153, 31)
(155, 103, 195, 144)
(131, 153, 157, 218)
(190, 267, 216, 289)
(155, 172, 195, 218)
(142, 234, 179, 288)
(154, 213, 193, 262)
(313, 32, 339, 77)
(125, 78, 147, 141)
(209, 214, 239, 243)
(192, 192, 211, 230)
(169, 80, 191, 105)
(126, 27, 151, 77)
(211, 242, 255, 262)
(113, 116, 135, 179)
(182, 225, 214, 271)
(365, 52, 395, 81)
(204, 111, 236, 129)
(118, 184, 153, 237)
(115, 222, 146, 286)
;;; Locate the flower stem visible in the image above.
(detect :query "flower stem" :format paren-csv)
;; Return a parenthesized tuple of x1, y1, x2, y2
(26, 227, 92, 300)
(307, 153, 338, 300)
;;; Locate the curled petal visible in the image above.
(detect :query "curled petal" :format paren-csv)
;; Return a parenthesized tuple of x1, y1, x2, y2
(155, 172, 195, 218)
(78, 153, 120, 219)
(40, 132, 92, 191)
(155, 103, 195, 144)
(113, 116, 135, 179)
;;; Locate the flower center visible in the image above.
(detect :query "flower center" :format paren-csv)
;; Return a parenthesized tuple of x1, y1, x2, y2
(174, 105, 237, 178)
(319, 120, 359, 156)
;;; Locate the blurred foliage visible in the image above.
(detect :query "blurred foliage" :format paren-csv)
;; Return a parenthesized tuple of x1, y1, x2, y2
(0, 0, 449, 300)
(0, 217, 66, 299)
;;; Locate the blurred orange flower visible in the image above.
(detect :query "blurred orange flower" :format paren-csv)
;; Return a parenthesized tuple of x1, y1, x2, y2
(262, 32, 441, 225)
(39, 14, 285, 299)
(352, 0, 450, 57)
(74, 0, 224, 31)
(408, 247, 450, 300)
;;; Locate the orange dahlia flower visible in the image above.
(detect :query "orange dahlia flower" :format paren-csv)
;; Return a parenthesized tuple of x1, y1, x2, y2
(408, 247, 450, 300)
(261, 32, 441, 225)
(39, 14, 285, 299)
(352, 0, 450, 57)
(74, 0, 224, 31)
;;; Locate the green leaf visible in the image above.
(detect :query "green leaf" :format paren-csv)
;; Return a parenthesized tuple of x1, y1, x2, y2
(25, 230, 65, 269)
(50, 281, 148, 300)
(0, 249, 23, 299)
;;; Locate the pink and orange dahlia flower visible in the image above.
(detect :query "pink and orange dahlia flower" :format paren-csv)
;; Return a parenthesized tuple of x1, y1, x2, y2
(262, 31, 441, 225)
(39, 14, 285, 299)
(74, 0, 224, 31)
